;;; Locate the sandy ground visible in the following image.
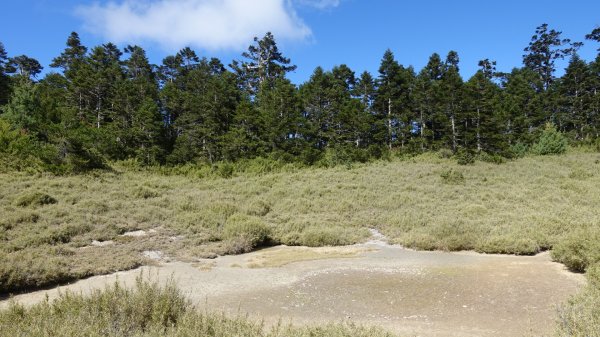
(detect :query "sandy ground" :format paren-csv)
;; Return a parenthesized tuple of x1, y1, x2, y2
(0, 231, 585, 337)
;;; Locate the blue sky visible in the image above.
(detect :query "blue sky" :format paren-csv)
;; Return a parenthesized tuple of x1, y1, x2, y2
(1, 0, 600, 84)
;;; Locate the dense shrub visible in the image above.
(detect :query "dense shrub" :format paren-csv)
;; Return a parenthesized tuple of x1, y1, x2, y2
(14, 192, 57, 207)
(437, 148, 453, 159)
(455, 148, 475, 165)
(509, 142, 529, 158)
(477, 152, 506, 164)
(0, 278, 394, 337)
(133, 186, 160, 199)
(532, 123, 568, 155)
(551, 228, 600, 272)
(440, 169, 465, 185)
(243, 199, 271, 217)
(222, 214, 271, 247)
(556, 264, 600, 337)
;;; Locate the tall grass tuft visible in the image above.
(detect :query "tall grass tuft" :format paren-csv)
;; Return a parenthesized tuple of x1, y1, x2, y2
(0, 276, 395, 337)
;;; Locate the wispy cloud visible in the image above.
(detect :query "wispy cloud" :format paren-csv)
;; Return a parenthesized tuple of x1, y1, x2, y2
(75, 0, 318, 51)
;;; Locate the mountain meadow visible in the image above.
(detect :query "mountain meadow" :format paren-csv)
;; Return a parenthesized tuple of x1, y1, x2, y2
(1, 23, 600, 336)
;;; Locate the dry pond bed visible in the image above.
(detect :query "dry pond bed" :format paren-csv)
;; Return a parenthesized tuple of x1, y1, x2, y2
(0, 236, 584, 337)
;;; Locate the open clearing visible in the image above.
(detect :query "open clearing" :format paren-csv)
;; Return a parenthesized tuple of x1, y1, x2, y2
(1, 234, 584, 337)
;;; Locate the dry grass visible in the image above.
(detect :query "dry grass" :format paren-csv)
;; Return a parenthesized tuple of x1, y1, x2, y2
(1, 150, 600, 333)
(244, 246, 372, 268)
(0, 276, 395, 337)
(1, 150, 600, 293)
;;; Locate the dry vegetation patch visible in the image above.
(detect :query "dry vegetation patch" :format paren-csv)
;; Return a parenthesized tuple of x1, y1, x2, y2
(1, 151, 600, 300)
(244, 246, 373, 268)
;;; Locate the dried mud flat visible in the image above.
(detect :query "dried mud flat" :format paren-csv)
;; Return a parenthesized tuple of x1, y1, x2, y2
(0, 232, 585, 337)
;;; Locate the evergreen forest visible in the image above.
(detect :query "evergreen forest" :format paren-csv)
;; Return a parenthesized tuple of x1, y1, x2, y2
(1, 24, 600, 171)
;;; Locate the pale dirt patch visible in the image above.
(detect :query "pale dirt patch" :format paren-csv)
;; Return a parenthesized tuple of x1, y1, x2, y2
(90, 240, 114, 247)
(122, 230, 147, 237)
(142, 250, 166, 261)
(0, 238, 585, 337)
(243, 246, 374, 268)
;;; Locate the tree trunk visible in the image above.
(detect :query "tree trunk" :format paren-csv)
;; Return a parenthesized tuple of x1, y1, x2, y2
(476, 107, 481, 152)
(388, 97, 392, 150)
(420, 109, 426, 151)
(450, 114, 457, 151)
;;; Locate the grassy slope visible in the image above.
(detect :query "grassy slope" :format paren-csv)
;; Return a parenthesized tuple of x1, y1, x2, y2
(1, 150, 600, 334)
(1, 151, 600, 292)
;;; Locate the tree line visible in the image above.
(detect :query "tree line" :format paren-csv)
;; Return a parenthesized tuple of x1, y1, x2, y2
(1, 24, 600, 172)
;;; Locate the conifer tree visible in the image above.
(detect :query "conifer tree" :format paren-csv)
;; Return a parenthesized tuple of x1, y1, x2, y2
(0, 42, 11, 106)
(231, 32, 296, 96)
(465, 60, 502, 152)
(7, 55, 43, 80)
(558, 54, 593, 139)
(523, 24, 574, 91)
(439, 51, 464, 151)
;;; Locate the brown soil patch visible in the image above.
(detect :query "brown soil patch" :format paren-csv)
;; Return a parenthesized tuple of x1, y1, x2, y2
(0, 241, 584, 337)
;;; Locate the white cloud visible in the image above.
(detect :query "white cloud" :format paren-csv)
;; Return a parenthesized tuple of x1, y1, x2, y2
(75, 0, 314, 51)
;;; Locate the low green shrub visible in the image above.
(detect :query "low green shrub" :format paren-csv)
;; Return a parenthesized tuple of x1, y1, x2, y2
(14, 192, 57, 207)
(243, 199, 271, 217)
(532, 123, 568, 155)
(440, 169, 465, 185)
(437, 148, 453, 159)
(477, 152, 506, 164)
(215, 162, 234, 178)
(298, 226, 365, 247)
(0, 277, 395, 337)
(222, 214, 271, 247)
(455, 148, 475, 165)
(477, 236, 541, 255)
(556, 264, 600, 337)
(133, 186, 160, 199)
(509, 142, 529, 158)
(551, 228, 600, 272)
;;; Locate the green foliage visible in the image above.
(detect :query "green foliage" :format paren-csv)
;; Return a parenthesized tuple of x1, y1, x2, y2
(552, 227, 600, 272)
(440, 169, 465, 184)
(222, 214, 271, 248)
(532, 123, 568, 155)
(14, 192, 57, 207)
(477, 152, 506, 164)
(296, 226, 365, 247)
(437, 148, 453, 159)
(455, 148, 475, 165)
(0, 277, 394, 337)
(556, 264, 600, 337)
(215, 162, 234, 178)
(509, 142, 529, 158)
(133, 186, 160, 199)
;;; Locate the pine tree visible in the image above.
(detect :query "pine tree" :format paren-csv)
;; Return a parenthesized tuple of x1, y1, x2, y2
(354, 71, 378, 147)
(256, 77, 303, 155)
(374, 50, 413, 150)
(465, 60, 502, 152)
(523, 24, 574, 91)
(1, 78, 44, 136)
(7, 55, 43, 80)
(414, 53, 445, 150)
(114, 45, 165, 163)
(50, 32, 90, 122)
(0, 42, 11, 106)
(558, 54, 593, 140)
(500, 68, 544, 144)
(231, 32, 296, 96)
(439, 51, 465, 151)
(170, 58, 239, 163)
